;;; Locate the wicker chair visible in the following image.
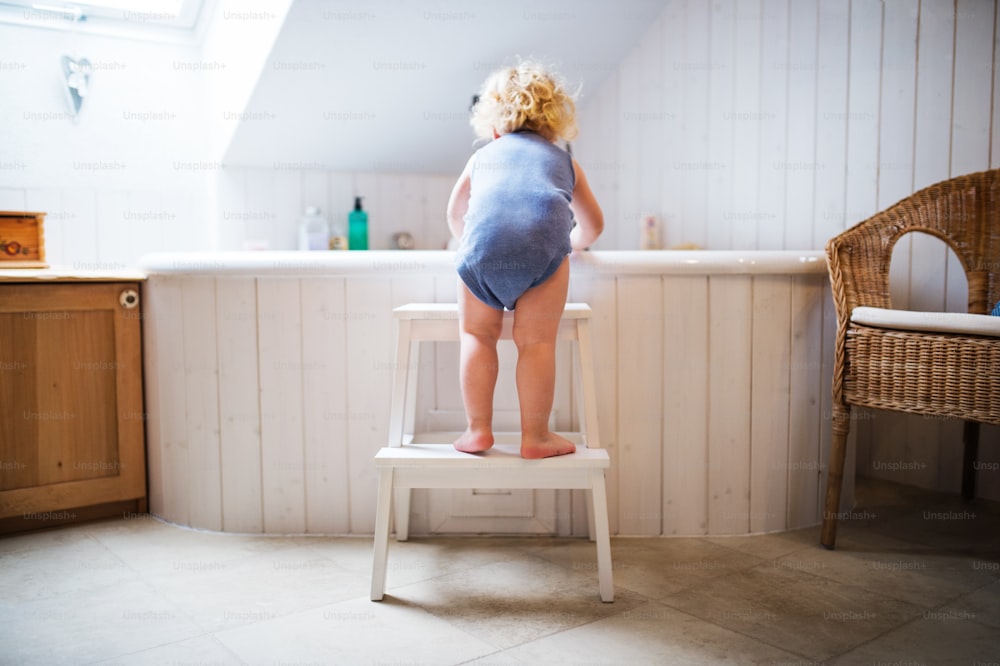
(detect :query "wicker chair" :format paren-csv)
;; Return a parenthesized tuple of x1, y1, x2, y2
(822, 168, 1000, 549)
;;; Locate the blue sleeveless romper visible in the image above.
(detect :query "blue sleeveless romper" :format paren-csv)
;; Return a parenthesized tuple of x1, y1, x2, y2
(457, 131, 575, 311)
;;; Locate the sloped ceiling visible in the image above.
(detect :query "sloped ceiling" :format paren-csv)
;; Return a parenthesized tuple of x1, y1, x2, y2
(223, 0, 668, 175)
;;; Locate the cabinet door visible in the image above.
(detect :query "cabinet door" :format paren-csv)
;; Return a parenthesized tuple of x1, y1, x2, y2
(0, 282, 145, 517)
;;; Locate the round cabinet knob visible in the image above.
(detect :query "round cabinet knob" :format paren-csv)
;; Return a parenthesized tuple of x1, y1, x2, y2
(119, 289, 139, 309)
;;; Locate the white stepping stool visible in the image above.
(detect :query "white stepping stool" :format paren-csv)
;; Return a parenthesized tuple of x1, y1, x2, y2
(370, 302, 614, 602)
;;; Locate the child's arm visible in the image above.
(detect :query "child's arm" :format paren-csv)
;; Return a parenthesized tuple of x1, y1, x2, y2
(569, 158, 604, 251)
(447, 156, 474, 241)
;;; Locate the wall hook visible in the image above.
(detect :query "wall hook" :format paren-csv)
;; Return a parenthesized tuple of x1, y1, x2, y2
(62, 53, 91, 121)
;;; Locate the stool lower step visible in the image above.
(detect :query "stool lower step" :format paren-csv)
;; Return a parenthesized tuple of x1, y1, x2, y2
(375, 433, 608, 489)
(377, 432, 608, 470)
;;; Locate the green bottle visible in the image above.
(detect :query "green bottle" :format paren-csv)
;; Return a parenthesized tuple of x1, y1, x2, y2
(348, 196, 368, 250)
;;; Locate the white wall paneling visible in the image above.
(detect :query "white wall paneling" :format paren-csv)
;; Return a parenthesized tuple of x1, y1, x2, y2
(756, 0, 791, 250)
(216, 277, 265, 533)
(142, 251, 846, 536)
(812, 0, 850, 249)
(573, 0, 1000, 501)
(705, 1, 735, 251)
(344, 278, 394, 533)
(181, 277, 223, 531)
(661, 275, 709, 535)
(142, 278, 187, 525)
(213, 167, 456, 252)
(300, 277, 350, 534)
(707, 275, 753, 534)
(729, 0, 763, 250)
(787, 274, 826, 525)
(679, 0, 712, 250)
(616, 275, 664, 535)
(0, 18, 215, 268)
(749, 275, 791, 534)
(573, 0, 997, 252)
(258, 278, 307, 533)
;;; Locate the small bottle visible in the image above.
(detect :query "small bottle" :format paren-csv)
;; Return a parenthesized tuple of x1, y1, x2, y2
(348, 196, 368, 250)
(297, 206, 330, 251)
(328, 213, 347, 250)
(640, 214, 661, 250)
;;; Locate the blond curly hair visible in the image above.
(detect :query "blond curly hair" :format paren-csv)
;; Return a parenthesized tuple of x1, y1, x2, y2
(471, 61, 578, 143)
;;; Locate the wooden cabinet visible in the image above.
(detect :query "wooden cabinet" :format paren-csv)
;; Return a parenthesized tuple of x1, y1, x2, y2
(0, 280, 146, 531)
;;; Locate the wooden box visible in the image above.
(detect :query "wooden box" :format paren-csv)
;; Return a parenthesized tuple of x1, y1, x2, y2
(0, 211, 47, 268)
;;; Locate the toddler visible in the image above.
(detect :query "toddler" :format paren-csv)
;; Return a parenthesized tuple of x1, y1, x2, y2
(446, 61, 604, 459)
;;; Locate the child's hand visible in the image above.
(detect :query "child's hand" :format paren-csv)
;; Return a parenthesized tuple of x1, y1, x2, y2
(569, 159, 604, 250)
(447, 156, 474, 241)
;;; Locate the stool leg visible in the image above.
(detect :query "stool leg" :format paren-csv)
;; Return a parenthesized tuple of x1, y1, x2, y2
(576, 319, 601, 448)
(388, 320, 412, 446)
(371, 467, 394, 601)
(403, 339, 420, 443)
(585, 489, 596, 542)
(394, 488, 411, 541)
(591, 470, 614, 602)
(393, 335, 418, 541)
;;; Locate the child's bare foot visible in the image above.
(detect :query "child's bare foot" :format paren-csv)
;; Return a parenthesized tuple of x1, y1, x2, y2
(521, 432, 576, 459)
(454, 428, 494, 453)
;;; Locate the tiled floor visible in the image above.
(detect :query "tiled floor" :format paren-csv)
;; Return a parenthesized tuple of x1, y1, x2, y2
(2, 478, 999, 665)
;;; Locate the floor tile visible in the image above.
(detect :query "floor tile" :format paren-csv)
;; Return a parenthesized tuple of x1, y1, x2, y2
(389, 556, 646, 650)
(469, 600, 807, 666)
(0, 530, 135, 603)
(318, 535, 531, 590)
(873, 500, 1000, 552)
(143, 544, 370, 632)
(0, 521, 102, 556)
(213, 595, 496, 665)
(528, 536, 766, 600)
(770, 531, 1000, 608)
(93, 634, 243, 665)
(828, 612, 1000, 664)
(941, 580, 1000, 629)
(88, 517, 309, 578)
(660, 562, 924, 662)
(852, 477, 949, 513)
(702, 525, 822, 561)
(1, 576, 203, 664)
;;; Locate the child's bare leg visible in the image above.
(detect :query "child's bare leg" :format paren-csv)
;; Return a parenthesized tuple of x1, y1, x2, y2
(512, 258, 576, 459)
(455, 281, 504, 453)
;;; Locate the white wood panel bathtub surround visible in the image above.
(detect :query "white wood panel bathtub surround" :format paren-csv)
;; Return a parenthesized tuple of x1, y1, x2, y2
(142, 250, 842, 536)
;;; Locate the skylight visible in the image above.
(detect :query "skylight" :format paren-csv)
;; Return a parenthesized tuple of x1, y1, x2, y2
(0, 0, 207, 41)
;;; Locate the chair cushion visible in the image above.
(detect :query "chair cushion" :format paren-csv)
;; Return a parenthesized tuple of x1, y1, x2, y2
(851, 306, 1000, 338)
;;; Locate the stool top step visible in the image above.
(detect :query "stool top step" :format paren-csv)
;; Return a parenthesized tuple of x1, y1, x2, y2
(375, 442, 609, 468)
(394, 302, 592, 319)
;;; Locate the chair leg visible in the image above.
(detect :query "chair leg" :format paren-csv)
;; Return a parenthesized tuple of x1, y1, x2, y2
(371, 468, 394, 601)
(821, 404, 852, 550)
(962, 421, 980, 501)
(590, 471, 614, 602)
